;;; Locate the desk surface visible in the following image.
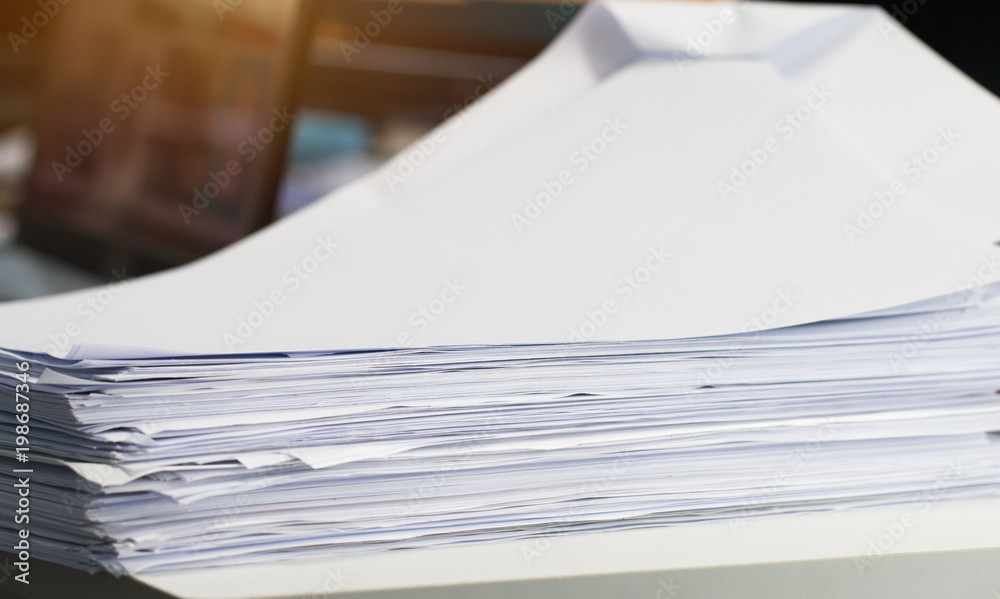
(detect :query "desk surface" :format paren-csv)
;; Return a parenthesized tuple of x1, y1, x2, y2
(10, 494, 998, 599)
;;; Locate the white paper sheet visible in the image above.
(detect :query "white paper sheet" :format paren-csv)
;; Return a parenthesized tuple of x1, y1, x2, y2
(1, 1, 999, 357)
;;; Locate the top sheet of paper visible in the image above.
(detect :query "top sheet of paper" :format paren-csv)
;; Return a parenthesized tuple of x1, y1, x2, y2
(1, 0, 999, 357)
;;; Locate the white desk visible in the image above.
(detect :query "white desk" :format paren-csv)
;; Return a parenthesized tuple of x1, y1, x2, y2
(128, 496, 1000, 599)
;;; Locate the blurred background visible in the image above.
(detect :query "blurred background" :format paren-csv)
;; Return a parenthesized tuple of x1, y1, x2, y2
(0, 0, 996, 301)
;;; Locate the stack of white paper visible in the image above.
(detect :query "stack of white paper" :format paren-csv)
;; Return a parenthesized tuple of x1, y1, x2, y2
(2, 285, 1000, 575)
(2, 0, 1000, 579)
